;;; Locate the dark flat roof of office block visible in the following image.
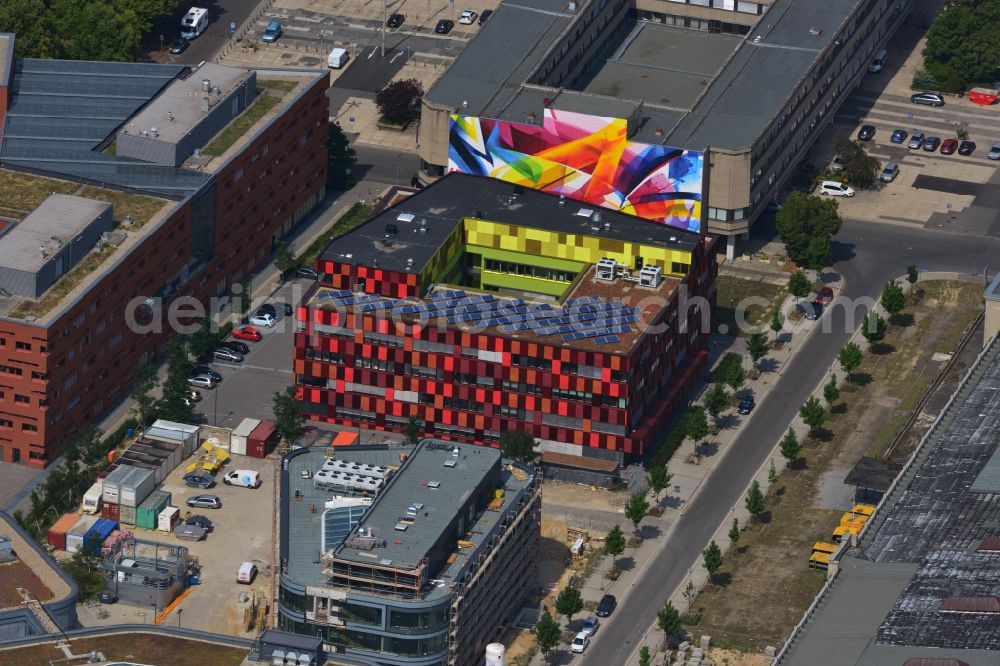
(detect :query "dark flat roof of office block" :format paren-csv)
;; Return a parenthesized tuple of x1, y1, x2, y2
(320, 172, 701, 275)
(779, 338, 1000, 664)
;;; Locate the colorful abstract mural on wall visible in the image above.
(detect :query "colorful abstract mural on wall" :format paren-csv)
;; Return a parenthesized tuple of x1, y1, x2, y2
(448, 109, 704, 233)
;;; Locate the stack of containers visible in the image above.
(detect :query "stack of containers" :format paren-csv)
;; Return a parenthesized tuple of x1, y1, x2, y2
(119, 467, 155, 527)
(101, 465, 135, 522)
(230, 418, 260, 456)
(47, 512, 81, 551)
(82, 518, 118, 555)
(66, 515, 100, 554)
(136, 490, 171, 530)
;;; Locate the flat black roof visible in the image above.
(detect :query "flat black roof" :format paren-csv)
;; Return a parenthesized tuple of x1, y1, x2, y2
(320, 173, 701, 275)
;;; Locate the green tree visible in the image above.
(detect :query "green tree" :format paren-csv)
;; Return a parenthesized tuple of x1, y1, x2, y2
(273, 241, 296, 277)
(534, 611, 561, 661)
(823, 374, 840, 409)
(922, 0, 1000, 90)
(787, 270, 812, 300)
(684, 406, 710, 444)
(880, 281, 906, 322)
(639, 646, 651, 666)
(711, 353, 742, 385)
(188, 316, 219, 361)
(130, 364, 158, 427)
(657, 601, 683, 636)
(838, 342, 864, 380)
(625, 492, 649, 535)
(375, 78, 424, 121)
(768, 458, 778, 487)
(862, 311, 887, 344)
(703, 540, 723, 581)
(604, 525, 626, 569)
(704, 383, 729, 422)
(906, 264, 919, 286)
(0, 0, 59, 57)
(835, 138, 881, 190)
(728, 517, 741, 550)
(776, 192, 843, 269)
(272, 386, 305, 446)
(779, 428, 800, 466)
(61, 543, 106, 601)
(747, 330, 768, 369)
(554, 585, 584, 622)
(404, 415, 422, 445)
(799, 397, 826, 436)
(646, 465, 672, 502)
(499, 430, 536, 463)
(51, 0, 145, 61)
(326, 121, 357, 189)
(770, 308, 784, 339)
(745, 480, 765, 522)
(156, 338, 195, 423)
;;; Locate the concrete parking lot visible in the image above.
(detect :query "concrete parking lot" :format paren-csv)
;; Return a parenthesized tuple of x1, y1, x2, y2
(194, 277, 312, 429)
(805, 11, 1000, 236)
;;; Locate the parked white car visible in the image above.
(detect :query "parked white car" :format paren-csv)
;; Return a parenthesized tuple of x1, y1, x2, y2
(458, 9, 478, 23)
(249, 313, 275, 328)
(818, 180, 855, 197)
(570, 632, 590, 653)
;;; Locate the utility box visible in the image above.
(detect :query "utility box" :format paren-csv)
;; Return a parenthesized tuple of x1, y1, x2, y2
(158, 506, 180, 532)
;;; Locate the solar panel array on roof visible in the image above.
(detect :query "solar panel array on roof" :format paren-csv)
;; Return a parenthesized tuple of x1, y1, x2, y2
(0, 58, 210, 198)
(314, 289, 642, 346)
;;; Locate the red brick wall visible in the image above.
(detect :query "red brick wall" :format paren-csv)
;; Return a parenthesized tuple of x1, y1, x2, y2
(0, 74, 331, 467)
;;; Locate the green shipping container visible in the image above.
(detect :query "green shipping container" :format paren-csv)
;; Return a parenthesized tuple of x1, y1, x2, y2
(136, 489, 171, 530)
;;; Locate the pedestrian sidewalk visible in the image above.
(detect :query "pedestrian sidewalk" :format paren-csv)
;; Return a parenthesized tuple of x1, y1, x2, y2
(533, 270, 845, 666)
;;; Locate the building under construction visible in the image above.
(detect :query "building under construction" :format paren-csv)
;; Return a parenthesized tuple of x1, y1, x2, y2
(101, 536, 189, 613)
(278, 441, 540, 665)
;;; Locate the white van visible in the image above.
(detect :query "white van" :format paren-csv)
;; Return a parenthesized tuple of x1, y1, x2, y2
(223, 469, 262, 488)
(237, 561, 257, 584)
(868, 48, 887, 73)
(181, 7, 209, 40)
(328, 48, 349, 69)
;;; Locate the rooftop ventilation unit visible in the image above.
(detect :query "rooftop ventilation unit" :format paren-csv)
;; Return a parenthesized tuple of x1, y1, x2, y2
(202, 79, 212, 92)
(394, 523, 409, 531)
(596, 258, 618, 282)
(444, 459, 457, 468)
(406, 258, 414, 269)
(558, 194, 567, 206)
(385, 224, 398, 235)
(639, 265, 663, 289)
(428, 480, 441, 489)
(151, 127, 158, 138)
(575, 208, 594, 218)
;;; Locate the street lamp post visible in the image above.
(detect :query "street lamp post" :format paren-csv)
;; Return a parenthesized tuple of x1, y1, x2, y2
(177, 608, 183, 627)
(381, 0, 387, 57)
(214, 388, 219, 426)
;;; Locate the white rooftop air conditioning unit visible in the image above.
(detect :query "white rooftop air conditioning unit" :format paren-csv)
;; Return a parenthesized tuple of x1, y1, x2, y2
(639, 265, 663, 288)
(596, 258, 617, 282)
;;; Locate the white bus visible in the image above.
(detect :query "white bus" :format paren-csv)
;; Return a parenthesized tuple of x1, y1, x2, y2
(181, 7, 209, 39)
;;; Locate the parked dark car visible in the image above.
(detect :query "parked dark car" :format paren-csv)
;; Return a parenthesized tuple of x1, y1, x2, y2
(98, 592, 118, 604)
(738, 395, 755, 415)
(595, 594, 617, 617)
(435, 19, 454, 34)
(940, 138, 958, 155)
(221, 340, 250, 355)
(183, 471, 214, 489)
(921, 136, 941, 152)
(387, 13, 405, 28)
(958, 140, 976, 156)
(190, 366, 222, 382)
(857, 124, 876, 141)
(296, 266, 318, 279)
(256, 304, 277, 319)
(890, 128, 907, 144)
(168, 37, 189, 54)
(478, 9, 493, 24)
(910, 91, 945, 107)
(186, 515, 214, 530)
(801, 301, 824, 321)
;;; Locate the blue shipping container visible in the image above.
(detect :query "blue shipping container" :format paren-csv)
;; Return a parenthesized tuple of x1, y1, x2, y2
(83, 518, 118, 555)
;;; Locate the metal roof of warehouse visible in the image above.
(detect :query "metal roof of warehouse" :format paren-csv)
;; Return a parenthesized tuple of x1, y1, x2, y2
(780, 337, 1000, 665)
(0, 58, 210, 198)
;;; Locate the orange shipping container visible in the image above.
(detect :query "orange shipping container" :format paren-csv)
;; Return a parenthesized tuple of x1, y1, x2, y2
(48, 512, 82, 551)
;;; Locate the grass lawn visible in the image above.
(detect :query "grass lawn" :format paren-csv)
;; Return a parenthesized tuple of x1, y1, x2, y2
(0, 561, 53, 606)
(681, 280, 983, 654)
(297, 202, 373, 268)
(0, 634, 247, 666)
(0, 169, 79, 219)
(257, 78, 299, 93)
(714, 275, 785, 337)
(203, 93, 281, 157)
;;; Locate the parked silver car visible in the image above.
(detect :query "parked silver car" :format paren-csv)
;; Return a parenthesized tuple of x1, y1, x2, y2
(880, 162, 899, 183)
(213, 347, 244, 363)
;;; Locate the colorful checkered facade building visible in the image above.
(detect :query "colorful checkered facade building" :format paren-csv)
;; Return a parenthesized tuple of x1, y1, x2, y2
(294, 175, 717, 465)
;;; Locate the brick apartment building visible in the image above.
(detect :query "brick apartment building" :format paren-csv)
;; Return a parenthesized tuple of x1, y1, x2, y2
(294, 175, 716, 468)
(0, 33, 328, 466)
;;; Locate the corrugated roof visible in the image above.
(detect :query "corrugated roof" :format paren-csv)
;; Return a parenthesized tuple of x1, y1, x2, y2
(542, 451, 619, 473)
(937, 597, 1000, 614)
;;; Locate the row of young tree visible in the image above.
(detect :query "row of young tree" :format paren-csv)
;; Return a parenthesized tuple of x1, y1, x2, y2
(1, 0, 177, 61)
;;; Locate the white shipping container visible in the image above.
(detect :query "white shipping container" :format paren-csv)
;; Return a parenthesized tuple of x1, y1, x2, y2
(147, 420, 200, 457)
(230, 418, 260, 456)
(81, 481, 104, 514)
(65, 515, 100, 554)
(119, 468, 155, 507)
(101, 465, 138, 504)
(158, 506, 180, 532)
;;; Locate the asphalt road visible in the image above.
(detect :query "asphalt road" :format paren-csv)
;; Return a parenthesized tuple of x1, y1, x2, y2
(159, 0, 261, 66)
(352, 144, 423, 186)
(579, 220, 999, 665)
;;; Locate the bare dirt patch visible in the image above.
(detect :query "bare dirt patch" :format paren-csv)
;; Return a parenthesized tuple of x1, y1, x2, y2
(0, 633, 247, 666)
(681, 281, 983, 656)
(542, 480, 627, 511)
(0, 561, 53, 606)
